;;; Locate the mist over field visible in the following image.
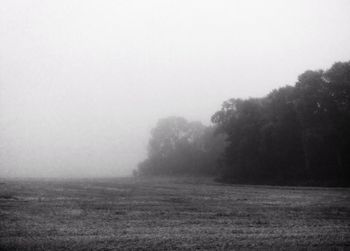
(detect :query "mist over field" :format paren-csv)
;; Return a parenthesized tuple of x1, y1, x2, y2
(1, 2, 350, 250)
(1, 0, 350, 178)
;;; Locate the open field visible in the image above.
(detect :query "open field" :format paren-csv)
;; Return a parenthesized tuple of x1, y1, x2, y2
(0, 177, 349, 250)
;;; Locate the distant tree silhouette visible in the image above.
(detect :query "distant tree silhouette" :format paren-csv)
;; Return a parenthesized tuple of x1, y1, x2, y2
(136, 116, 226, 176)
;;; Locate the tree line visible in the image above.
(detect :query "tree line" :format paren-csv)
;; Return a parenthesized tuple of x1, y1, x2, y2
(136, 61, 350, 186)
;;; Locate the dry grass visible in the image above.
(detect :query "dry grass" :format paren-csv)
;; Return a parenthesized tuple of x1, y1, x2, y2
(0, 177, 349, 250)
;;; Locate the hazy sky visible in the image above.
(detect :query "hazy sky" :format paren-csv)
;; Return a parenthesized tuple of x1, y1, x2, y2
(1, 0, 350, 178)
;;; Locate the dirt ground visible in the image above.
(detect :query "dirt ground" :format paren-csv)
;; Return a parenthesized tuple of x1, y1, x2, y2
(0, 177, 349, 250)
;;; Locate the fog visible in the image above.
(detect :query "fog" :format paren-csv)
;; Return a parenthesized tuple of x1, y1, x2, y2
(0, 0, 349, 178)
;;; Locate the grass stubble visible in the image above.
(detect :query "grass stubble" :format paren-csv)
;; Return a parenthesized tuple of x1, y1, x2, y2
(0, 177, 349, 250)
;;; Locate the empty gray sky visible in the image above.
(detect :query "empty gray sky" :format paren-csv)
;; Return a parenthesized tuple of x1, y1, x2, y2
(1, 0, 350, 178)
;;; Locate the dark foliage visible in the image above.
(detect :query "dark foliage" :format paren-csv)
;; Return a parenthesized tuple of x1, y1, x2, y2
(212, 61, 350, 186)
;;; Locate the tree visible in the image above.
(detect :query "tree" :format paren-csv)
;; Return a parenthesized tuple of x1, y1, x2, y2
(212, 98, 264, 182)
(136, 116, 226, 176)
